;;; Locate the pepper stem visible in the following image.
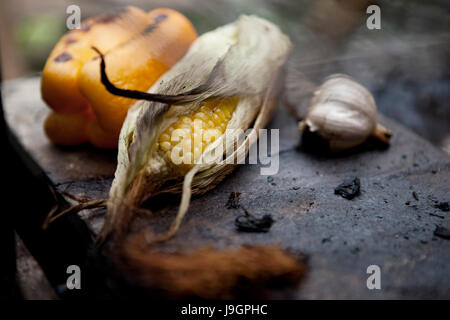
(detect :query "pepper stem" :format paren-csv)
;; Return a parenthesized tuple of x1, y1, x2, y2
(372, 123, 393, 145)
(92, 46, 202, 105)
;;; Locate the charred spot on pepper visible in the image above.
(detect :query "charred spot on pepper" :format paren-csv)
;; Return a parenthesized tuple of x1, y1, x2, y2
(80, 23, 90, 32)
(54, 52, 72, 62)
(65, 38, 77, 45)
(80, 25, 91, 32)
(142, 14, 167, 35)
(142, 21, 162, 35)
(153, 13, 168, 23)
(80, 7, 129, 31)
(142, 24, 157, 35)
(94, 7, 129, 24)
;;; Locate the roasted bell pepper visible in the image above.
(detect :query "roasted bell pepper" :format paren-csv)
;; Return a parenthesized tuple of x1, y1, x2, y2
(41, 7, 197, 148)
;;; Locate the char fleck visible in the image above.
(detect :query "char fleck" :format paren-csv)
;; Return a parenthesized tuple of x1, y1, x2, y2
(80, 23, 90, 32)
(65, 38, 77, 45)
(235, 207, 274, 233)
(235, 214, 274, 233)
(142, 14, 167, 35)
(226, 192, 241, 209)
(334, 177, 360, 200)
(153, 14, 167, 23)
(434, 226, 450, 240)
(143, 24, 157, 34)
(95, 7, 129, 24)
(435, 202, 449, 212)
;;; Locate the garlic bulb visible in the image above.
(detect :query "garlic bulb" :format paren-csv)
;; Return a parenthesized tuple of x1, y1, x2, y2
(298, 74, 392, 152)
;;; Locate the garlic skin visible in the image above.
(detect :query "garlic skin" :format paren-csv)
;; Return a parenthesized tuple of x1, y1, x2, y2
(298, 74, 392, 152)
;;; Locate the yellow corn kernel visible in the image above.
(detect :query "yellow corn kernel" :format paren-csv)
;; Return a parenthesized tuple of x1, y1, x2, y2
(160, 133, 171, 142)
(203, 129, 222, 144)
(157, 97, 238, 167)
(160, 141, 172, 151)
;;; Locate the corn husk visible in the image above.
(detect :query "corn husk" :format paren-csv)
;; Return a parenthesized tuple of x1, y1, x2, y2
(98, 15, 292, 244)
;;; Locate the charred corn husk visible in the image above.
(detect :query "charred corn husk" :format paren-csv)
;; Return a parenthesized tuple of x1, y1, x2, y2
(99, 15, 292, 243)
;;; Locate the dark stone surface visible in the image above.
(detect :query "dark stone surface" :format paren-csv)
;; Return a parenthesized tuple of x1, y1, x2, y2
(15, 234, 57, 300)
(4, 77, 450, 299)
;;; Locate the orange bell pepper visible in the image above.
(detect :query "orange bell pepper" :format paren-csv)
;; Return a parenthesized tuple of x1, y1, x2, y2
(41, 7, 197, 148)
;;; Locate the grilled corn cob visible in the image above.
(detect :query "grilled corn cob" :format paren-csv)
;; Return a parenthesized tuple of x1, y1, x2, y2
(98, 15, 292, 243)
(156, 97, 238, 172)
